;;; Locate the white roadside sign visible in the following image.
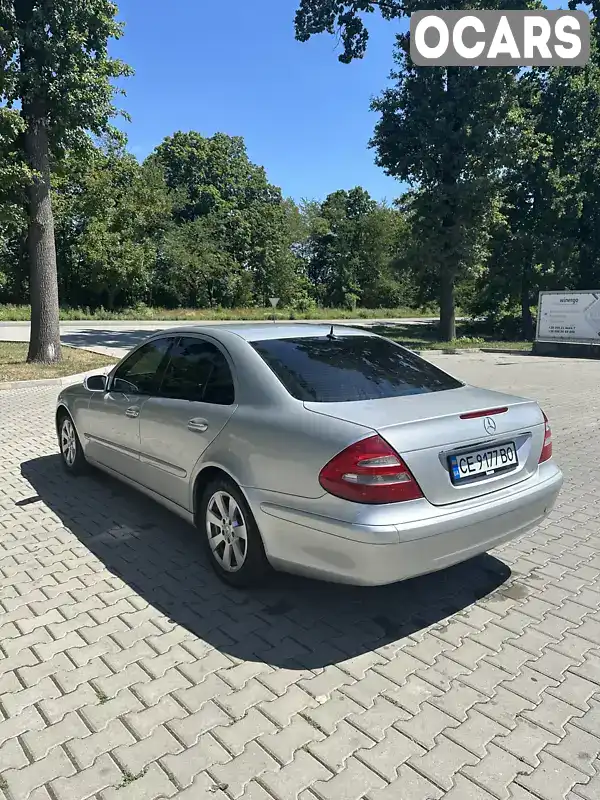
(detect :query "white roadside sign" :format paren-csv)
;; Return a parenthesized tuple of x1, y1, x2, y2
(536, 291, 600, 343)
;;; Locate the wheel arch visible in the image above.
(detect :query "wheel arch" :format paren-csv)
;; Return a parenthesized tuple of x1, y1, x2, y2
(193, 465, 241, 524)
(56, 402, 85, 444)
(55, 403, 71, 433)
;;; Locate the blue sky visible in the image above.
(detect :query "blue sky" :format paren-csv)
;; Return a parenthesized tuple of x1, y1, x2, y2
(111, 0, 405, 203)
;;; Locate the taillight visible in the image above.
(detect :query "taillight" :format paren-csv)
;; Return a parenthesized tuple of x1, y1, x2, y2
(319, 435, 423, 505)
(539, 411, 553, 463)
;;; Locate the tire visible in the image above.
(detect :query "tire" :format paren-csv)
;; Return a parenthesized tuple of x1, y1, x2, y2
(58, 411, 88, 476)
(199, 477, 270, 587)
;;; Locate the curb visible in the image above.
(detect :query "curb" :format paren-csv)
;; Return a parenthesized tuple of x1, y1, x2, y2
(480, 347, 533, 355)
(61, 343, 123, 358)
(416, 347, 533, 356)
(0, 365, 111, 392)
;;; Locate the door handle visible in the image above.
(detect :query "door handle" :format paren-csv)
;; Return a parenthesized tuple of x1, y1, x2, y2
(188, 418, 208, 433)
(125, 406, 140, 419)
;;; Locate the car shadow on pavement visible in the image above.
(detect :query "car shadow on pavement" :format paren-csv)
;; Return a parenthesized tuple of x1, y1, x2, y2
(21, 455, 512, 670)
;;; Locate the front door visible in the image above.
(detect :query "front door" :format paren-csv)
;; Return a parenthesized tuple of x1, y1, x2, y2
(138, 336, 238, 511)
(82, 337, 175, 481)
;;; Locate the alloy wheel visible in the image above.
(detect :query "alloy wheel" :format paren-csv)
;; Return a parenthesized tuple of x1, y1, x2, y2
(206, 490, 248, 572)
(61, 418, 77, 467)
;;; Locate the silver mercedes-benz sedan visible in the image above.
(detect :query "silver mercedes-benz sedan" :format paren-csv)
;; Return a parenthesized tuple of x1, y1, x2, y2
(56, 324, 563, 587)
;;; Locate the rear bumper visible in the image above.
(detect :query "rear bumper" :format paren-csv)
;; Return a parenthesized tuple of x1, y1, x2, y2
(248, 462, 563, 586)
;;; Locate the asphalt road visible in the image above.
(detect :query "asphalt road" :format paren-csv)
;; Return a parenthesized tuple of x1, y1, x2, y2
(0, 317, 437, 359)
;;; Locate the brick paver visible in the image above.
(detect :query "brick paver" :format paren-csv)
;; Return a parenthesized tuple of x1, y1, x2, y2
(0, 351, 599, 800)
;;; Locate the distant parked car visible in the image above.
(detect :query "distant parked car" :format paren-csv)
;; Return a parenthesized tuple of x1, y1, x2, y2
(56, 324, 563, 587)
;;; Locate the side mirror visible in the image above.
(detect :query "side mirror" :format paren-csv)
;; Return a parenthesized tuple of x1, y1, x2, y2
(84, 374, 108, 392)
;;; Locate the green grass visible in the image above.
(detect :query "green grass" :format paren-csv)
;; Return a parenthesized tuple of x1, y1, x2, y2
(370, 322, 532, 351)
(0, 342, 117, 383)
(0, 304, 437, 322)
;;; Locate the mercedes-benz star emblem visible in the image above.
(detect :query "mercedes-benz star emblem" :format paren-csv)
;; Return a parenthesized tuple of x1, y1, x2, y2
(483, 416, 497, 435)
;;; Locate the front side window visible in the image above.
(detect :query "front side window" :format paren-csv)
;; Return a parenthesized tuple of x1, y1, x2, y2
(159, 338, 235, 405)
(111, 338, 174, 396)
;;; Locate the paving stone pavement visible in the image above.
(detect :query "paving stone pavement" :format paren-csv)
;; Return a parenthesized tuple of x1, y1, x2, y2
(1, 351, 599, 800)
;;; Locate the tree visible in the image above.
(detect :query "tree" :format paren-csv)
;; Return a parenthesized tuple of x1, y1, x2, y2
(294, 1, 529, 340)
(158, 217, 252, 309)
(372, 47, 518, 339)
(467, 31, 600, 336)
(241, 199, 308, 306)
(295, 1, 406, 63)
(302, 187, 410, 309)
(148, 131, 306, 308)
(54, 143, 171, 310)
(149, 132, 281, 224)
(309, 188, 376, 307)
(0, 1, 131, 362)
(0, 108, 30, 299)
(468, 72, 569, 337)
(0, 108, 30, 231)
(544, 34, 600, 291)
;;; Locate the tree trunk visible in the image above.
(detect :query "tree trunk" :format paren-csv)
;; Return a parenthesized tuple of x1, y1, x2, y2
(15, 0, 61, 364)
(105, 286, 116, 310)
(521, 279, 534, 340)
(577, 188, 599, 289)
(439, 270, 456, 341)
(23, 113, 61, 364)
(438, 67, 460, 344)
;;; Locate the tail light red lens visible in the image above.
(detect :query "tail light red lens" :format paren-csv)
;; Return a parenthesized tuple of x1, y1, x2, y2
(539, 411, 553, 463)
(319, 435, 423, 505)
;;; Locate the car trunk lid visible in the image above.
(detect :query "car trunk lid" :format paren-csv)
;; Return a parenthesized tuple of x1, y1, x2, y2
(305, 386, 545, 506)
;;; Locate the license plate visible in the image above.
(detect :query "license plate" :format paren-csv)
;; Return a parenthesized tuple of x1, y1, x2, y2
(449, 442, 518, 483)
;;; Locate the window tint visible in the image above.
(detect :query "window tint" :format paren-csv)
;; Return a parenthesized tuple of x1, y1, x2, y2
(203, 352, 236, 405)
(252, 335, 463, 403)
(159, 338, 235, 405)
(112, 338, 173, 396)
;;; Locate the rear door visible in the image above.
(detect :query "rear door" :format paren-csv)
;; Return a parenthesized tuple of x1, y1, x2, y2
(138, 336, 238, 512)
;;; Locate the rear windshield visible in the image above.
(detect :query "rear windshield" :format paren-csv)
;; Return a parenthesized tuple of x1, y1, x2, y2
(252, 335, 463, 403)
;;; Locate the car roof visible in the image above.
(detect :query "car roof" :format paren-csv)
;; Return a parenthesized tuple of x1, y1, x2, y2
(156, 323, 376, 343)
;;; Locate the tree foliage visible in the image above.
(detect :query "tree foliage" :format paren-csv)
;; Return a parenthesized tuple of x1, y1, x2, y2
(295, 1, 528, 338)
(294, 1, 600, 340)
(304, 187, 410, 309)
(53, 145, 170, 310)
(0, 0, 131, 147)
(0, 1, 600, 348)
(465, 32, 600, 335)
(0, 108, 30, 230)
(147, 132, 313, 307)
(0, 134, 413, 314)
(295, 0, 406, 62)
(0, 0, 131, 362)
(371, 36, 518, 338)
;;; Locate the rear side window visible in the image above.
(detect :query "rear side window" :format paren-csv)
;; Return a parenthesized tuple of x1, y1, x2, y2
(159, 338, 235, 405)
(252, 335, 463, 403)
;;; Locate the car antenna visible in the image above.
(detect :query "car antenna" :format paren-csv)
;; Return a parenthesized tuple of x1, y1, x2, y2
(327, 325, 337, 340)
